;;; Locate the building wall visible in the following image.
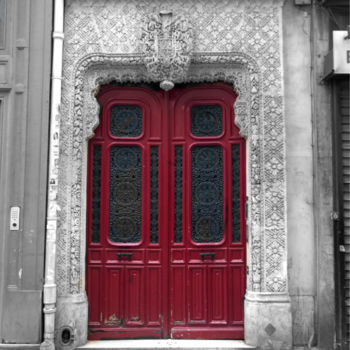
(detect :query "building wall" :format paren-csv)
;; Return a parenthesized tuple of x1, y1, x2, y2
(0, 0, 52, 344)
(311, 6, 335, 349)
(283, 1, 316, 347)
(283, 2, 342, 349)
(0, 0, 344, 349)
(56, 1, 293, 348)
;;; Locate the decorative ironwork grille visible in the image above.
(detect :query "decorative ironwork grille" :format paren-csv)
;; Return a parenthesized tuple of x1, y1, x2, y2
(191, 105, 222, 137)
(232, 144, 241, 242)
(191, 146, 223, 243)
(109, 146, 142, 243)
(92, 145, 101, 243)
(174, 146, 183, 243)
(110, 105, 142, 137)
(150, 146, 159, 243)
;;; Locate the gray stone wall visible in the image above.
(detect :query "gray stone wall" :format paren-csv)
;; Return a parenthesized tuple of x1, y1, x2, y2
(0, 0, 52, 344)
(283, 2, 316, 347)
(311, 5, 336, 350)
(283, 1, 336, 349)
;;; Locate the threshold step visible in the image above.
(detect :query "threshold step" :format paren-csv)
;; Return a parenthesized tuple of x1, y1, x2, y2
(77, 339, 256, 350)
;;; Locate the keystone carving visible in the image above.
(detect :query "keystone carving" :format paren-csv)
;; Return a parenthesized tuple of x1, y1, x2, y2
(141, 11, 193, 90)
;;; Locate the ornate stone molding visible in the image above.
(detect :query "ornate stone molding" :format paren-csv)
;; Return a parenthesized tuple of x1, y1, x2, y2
(57, 51, 286, 297)
(72, 52, 256, 141)
(57, 0, 287, 301)
(141, 11, 193, 89)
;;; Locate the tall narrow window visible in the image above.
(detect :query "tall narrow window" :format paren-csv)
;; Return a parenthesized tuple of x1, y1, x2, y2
(150, 146, 159, 243)
(232, 144, 241, 242)
(91, 145, 101, 243)
(191, 146, 223, 243)
(174, 146, 183, 243)
(109, 146, 142, 243)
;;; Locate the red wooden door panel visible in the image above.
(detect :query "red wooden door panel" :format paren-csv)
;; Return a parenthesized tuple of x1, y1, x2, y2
(168, 85, 246, 339)
(86, 84, 245, 340)
(208, 265, 228, 325)
(87, 87, 166, 339)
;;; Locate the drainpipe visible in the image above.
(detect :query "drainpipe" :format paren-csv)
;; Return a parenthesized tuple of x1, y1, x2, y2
(40, 0, 64, 349)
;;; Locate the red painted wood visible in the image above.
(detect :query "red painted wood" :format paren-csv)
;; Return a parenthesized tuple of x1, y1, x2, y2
(167, 84, 246, 338)
(170, 327, 244, 339)
(147, 267, 161, 326)
(188, 266, 207, 324)
(86, 83, 246, 339)
(208, 265, 228, 324)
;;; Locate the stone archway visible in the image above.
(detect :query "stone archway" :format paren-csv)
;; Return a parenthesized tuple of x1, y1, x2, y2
(54, 1, 292, 349)
(55, 52, 290, 349)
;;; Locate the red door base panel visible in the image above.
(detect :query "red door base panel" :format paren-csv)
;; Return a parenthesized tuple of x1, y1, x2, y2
(170, 327, 244, 339)
(86, 83, 246, 340)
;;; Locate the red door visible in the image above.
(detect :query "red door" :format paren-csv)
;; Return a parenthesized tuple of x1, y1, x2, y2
(86, 83, 246, 340)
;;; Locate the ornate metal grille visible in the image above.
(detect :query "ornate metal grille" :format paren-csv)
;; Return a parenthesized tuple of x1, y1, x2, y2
(109, 146, 142, 243)
(150, 146, 159, 243)
(191, 105, 222, 137)
(92, 145, 101, 243)
(110, 105, 142, 137)
(232, 144, 241, 242)
(191, 146, 223, 243)
(174, 146, 183, 243)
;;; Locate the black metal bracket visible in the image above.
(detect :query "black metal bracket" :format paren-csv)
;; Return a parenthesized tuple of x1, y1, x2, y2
(200, 252, 215, 260)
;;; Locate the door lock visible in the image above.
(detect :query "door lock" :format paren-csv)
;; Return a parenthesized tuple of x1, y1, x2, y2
(200, 252, 215, 260)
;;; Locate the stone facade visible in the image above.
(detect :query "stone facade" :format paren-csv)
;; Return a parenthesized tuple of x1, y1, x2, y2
(1, 0, 347, 349)
(55, 0, 291, 349)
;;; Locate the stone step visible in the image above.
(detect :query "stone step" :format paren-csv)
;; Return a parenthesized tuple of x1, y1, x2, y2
(77, 339, 256, 350)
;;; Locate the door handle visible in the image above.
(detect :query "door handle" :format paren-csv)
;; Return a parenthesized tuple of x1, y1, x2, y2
(200, 252, 215, 260)
(117, 252, 133, 260)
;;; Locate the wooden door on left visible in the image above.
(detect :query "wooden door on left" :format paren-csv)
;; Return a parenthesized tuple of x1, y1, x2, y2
(86, 87, 168, 339)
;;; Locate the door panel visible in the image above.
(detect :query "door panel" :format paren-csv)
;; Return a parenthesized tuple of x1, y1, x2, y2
(229, 265, 245, 324)
(87, 87, 165, 339)
(87, 84, 245, 339)
(168, 85, 245, 338)
(105, 267, 123, 326)
(146, 266, 162, 326)
(170, 266, 186, 325)
(125, 267, 145, 326)
(88, 266, 102, 325)
(188, 266, 207, 324)
(208, 265, 228, 325)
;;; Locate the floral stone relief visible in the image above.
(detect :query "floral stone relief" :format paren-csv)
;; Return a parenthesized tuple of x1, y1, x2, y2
(57, 0, 287, 296)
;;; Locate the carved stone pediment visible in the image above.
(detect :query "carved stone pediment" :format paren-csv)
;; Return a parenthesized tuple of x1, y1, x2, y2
(141, 11, 193, 90)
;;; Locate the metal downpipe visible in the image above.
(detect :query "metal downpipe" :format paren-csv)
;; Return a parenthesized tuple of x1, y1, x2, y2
(40, 0, 64, 349)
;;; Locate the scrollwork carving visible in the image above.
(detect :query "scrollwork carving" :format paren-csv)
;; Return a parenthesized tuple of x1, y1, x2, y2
(57, 0, 287, 298)
(141, 11, 193, 88)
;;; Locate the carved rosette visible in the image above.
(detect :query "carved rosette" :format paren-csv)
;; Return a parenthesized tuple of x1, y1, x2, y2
(141, 11, 193, 89)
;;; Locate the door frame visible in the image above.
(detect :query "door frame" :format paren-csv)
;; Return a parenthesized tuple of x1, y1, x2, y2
(86, 84, 246, 339)
(53, 51, 290, 347)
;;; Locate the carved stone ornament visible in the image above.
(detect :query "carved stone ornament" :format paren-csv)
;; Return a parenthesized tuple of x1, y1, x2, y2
(141, 11, 193, 89)
(58, 0, 287, 300)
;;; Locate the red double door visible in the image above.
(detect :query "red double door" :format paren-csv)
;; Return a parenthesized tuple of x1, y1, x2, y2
(86, 83, 246, 340)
